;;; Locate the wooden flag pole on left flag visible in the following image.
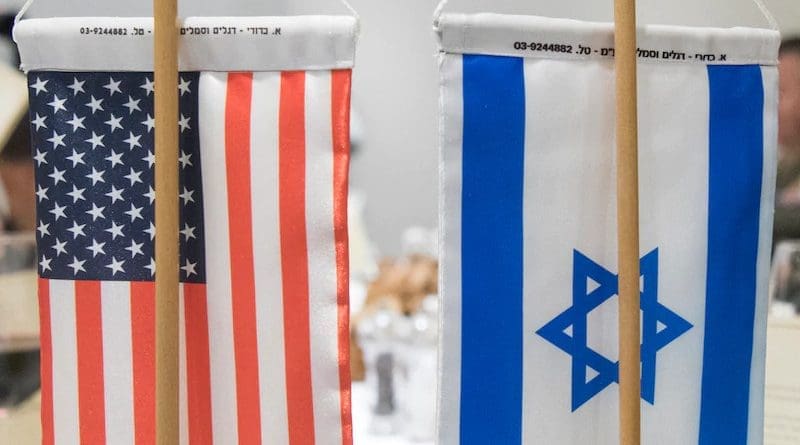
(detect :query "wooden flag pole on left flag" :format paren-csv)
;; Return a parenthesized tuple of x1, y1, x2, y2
(614, 0, 641, 444)
(153, 0, 180, 443)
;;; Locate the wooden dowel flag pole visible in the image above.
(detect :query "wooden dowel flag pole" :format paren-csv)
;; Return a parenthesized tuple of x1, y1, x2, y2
(614, 0, 641, 444)
(153, 0, 180, 443)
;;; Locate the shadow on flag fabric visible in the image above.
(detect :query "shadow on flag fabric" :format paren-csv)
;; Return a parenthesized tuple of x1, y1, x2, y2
(15, 11, 357, 445)
(436, 13, 779, 445)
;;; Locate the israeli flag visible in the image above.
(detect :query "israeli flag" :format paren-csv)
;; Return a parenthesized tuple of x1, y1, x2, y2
(437, 14, 779, 445)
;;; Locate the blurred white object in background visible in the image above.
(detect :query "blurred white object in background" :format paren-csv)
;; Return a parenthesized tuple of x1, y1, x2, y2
(770, 240, 800, 317)
(348, 190, 379, 317)
(357, 306, 406, 435)
(355, 294, 438, 443)
(765, 316, 800, 443)
(400, 295, 437, 442)
(401, 226, 437, 258)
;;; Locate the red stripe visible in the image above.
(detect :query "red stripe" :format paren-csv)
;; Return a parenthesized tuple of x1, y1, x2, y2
(225, 71, 262, 444)
(38, 278, 54, 445)
(183, 283, 213, 445)
(131, 281, 156, 445)
(279, 71, 316, 445)
(75, 280, 106, 444)
(332, 69, 353, 445)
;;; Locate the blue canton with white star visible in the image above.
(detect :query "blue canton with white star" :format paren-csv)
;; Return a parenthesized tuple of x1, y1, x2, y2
(536, 249, 692, 411)
(28, 72, 206, 283)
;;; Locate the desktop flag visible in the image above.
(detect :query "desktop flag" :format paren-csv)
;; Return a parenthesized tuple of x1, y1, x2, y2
(17, 14, 357, 445)
(436, 13, 779, 445)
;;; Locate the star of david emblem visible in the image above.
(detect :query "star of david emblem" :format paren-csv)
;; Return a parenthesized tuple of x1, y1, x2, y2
(536, 248, 692, 411)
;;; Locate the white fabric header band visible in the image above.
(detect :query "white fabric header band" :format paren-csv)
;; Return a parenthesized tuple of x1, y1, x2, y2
(14, 16, 358, 72)
(436, 13, 780, 66)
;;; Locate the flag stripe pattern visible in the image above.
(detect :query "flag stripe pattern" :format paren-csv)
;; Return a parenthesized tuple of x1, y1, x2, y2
(49, 280, 80, 444)
(699, 65, 765, 444)
(178, 285, 188, 445)
(38, 278, 54, 445)
(198, 72, 240, 444)
(249, 71, 291, 445)
(438, 53, 777, 444)
(332, 70, 354, 445)
(75, 280, 106, 444)
(438, 51, 465, 445)
(182, 282, 213, 444)
(30, 69, 352, 444)
(460, 55, 525, 444)
(279, 71, 317, 445)
(305, 71, 337, 443)
(100, 281, 134, 444)
(224, 72, 263, 445)
(131, 281, 156, 445)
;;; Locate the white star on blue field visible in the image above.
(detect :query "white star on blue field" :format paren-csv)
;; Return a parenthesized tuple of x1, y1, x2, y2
(29, 72, 206, 284)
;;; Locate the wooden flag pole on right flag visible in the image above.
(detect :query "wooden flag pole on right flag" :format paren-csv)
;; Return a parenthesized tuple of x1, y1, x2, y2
(153, 0, 180, 443)
(614, 0, 642, 444)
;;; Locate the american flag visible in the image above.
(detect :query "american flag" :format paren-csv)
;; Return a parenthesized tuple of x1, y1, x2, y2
(30, 70, 352, 445)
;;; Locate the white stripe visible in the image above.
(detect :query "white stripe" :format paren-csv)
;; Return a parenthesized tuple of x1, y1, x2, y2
(519, 60, 712, 444)
(521, 57, 618, 444)
(749, 65, 779, 445)
(49, 279, 80, 445)
(250, 71, 291, 445)
(637, 63, 710, 445)
(437, 53, 463, 445)
(304, 70, 343, 445)
(198, 72, 239, 444)
(179, 285, 189, 445)
(100, 281, 135, 445)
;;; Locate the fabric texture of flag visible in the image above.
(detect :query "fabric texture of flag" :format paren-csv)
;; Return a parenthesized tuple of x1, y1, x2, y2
(436, 13, 779, 445)
(17, 14, 356, 445)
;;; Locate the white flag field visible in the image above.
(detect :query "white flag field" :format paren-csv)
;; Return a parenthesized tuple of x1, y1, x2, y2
(437, 14, 779, 445)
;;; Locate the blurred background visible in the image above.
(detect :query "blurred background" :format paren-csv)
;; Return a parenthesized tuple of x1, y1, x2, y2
(0, 0, 799, 444)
